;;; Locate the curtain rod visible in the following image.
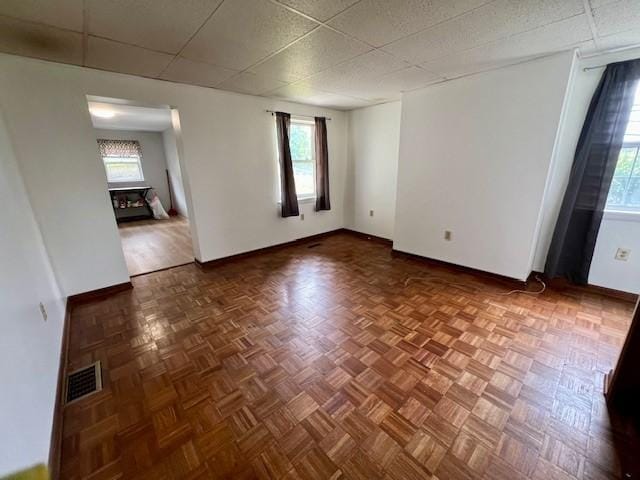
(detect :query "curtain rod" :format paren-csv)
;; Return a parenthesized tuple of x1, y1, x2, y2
(265, 110, 332, 120)
(583, 65, 607, 71)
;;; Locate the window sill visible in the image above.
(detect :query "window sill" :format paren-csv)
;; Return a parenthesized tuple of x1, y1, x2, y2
(603, 210, 640, 222)
(276, 197, 316, 207)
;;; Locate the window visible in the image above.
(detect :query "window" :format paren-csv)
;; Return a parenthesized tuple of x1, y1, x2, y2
(606, 83, 640, 211)
(290, 120, 315, 198)
(97, 139, 144, 183)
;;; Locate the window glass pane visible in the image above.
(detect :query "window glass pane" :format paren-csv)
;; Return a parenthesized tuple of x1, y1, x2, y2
(104, 156, 143, 182)
(615, 147, 638, 176)
(290, 124, 313, 161)
(289, 122, 315, 196)
(293, 161, 314, 196)
(606, 177, 628, 207)
(626, 177, 640, 207)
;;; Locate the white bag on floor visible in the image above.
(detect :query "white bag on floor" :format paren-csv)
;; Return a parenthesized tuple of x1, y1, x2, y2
(146, 190, 169, 220)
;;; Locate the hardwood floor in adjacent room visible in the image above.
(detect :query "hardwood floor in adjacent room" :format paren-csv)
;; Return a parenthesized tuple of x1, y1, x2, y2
(60, 233, 640, 479)
(118, 216, 193, 276)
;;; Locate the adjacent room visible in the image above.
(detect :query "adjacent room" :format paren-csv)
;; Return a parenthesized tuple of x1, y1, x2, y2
(2, 1, 640, 479)
(87, 98, 193, 276)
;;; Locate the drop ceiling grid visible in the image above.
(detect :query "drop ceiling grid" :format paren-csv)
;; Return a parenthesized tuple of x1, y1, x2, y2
(0, 0, 639, 109)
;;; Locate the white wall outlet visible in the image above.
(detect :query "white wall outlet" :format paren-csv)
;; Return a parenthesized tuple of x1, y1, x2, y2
(300, 213, 304, 221)
(444, 230, 452, 241)
(39, 302, 47, 322)
(615, 248, 630, 261)
(369, 210, 374, 217)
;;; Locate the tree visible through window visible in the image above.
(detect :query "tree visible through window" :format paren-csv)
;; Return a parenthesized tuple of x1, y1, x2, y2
(289, 121, 315, 198)
(606, 83, 640, 211)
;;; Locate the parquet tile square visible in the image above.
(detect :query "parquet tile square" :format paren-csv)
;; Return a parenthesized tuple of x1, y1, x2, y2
(60, 234, 640, 479)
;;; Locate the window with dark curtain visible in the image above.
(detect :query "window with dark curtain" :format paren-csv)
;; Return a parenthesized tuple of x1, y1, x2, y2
(314, 117, 330, 211)
(545, 59, 640, 284)
(275, 112, 299, 217)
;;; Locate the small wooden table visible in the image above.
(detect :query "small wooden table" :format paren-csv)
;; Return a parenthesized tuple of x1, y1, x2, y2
(108, 186, 154, 223)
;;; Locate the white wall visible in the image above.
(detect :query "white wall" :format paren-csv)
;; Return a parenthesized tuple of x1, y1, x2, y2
(590, 213, 640, 293)
(534, 46, 640, 293)
(0, 109, 66, 476)
(95, 128, 171, 209)
(346, 102, 401, 240)
(162, 120, 189, 218)
(0, 53, 347, 296)
(394, 51, 576, 281)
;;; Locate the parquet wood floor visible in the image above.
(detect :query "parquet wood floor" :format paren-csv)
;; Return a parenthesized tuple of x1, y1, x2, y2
(60, 233, 640, 479)
(118, 216, 193, 276)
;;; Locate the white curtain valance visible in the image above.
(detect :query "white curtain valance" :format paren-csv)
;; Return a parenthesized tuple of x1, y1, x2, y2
(97, 139, 142, 158)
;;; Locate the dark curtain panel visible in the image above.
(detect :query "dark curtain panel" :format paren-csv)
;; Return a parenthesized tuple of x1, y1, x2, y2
(314, 117, 331, 211)
(545, 59, 640, 284)
(275, 112, 299, 217)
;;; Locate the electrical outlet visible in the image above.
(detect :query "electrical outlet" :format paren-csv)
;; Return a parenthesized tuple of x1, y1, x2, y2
(39, 302, 47, 322)
(444, 230, 452, 241)
(369, 210, 374, 217)
(615, 248, 630, 261)
(300, 213, 304, 221)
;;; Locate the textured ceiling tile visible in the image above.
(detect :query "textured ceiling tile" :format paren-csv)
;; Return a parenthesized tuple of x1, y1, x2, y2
(277, 0, 360, 21)
(217, 72, 289, 95)
(180, 0, 318, 71)
(354, 66, 444, 100)
(0, 16, 83, 65)
(87, 0, 223, 54)
(160, 57, 238, 87)
(250, 27, 371, 83)
(87, 36, 174, 77)
(596, 28, 640, 50)
(303, 50, 409, 97)
(422, 14, 592, 79)
(329, 0, 491, 47)
(0, 0, 84, 31)
(270, 82, 372, 109)
(588, 0, 622, 8)
(592, 0, 640, 37)
(384, 0, 585, 64)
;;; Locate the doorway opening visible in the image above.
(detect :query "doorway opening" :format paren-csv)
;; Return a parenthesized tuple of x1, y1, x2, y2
(87, 96, 193, 276)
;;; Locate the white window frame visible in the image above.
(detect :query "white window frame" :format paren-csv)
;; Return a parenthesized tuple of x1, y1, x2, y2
(102, 155, 145, 183)
(98, 139, 145, 183)
(290, 117, 316, 201)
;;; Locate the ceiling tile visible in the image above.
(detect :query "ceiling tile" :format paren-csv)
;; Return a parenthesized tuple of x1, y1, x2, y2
(329, 0, 491, 47)
(596, 28, 640, 50)
(87, 36, 174, 77)
(180, 0, 318, 71)
(217, 72, 289, 95)
(270, 82, 372, 109)
(384, 0, 585, 64)
(0, 0, 84, 32)
(87, 0, 223, 54)
(276, 0, 360, 21)
(0, 16, 83, 65)
(422, 14, 592, 78)
(303, 50, 409, 97)
(588, 0, 622, 8)
(592, 0, 640, 37)
(250, 27, 371, 83)
(160, 57, 238, 87)
(353, 66, 443, 100)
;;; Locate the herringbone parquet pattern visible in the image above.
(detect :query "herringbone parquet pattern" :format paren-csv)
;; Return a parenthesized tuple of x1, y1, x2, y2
(61, 233, 640, 479)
